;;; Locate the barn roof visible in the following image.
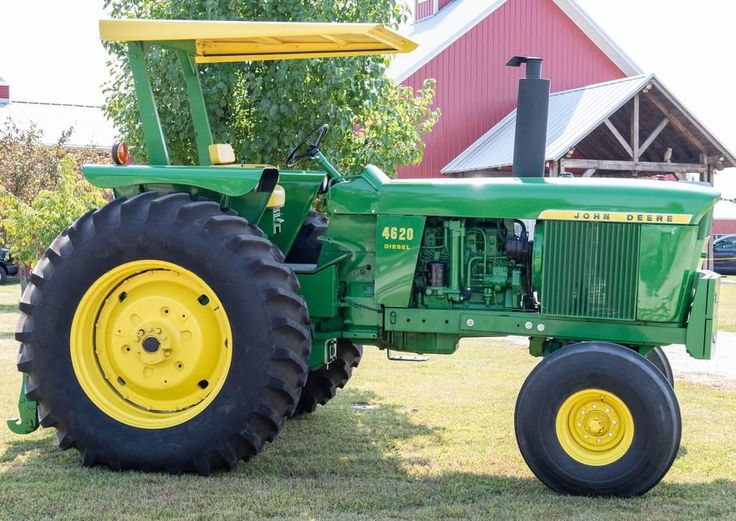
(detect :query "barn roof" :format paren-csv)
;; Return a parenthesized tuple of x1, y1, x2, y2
(387, 0, 642, 82)
(0, 101, 115, 149)
(443, 74, 736, 174)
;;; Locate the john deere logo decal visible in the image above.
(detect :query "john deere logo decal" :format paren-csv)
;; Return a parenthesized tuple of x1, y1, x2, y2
(539, 210, 693, 225)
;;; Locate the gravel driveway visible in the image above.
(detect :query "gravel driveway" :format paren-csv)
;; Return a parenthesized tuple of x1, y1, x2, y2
(665, 331, 736, 388)
(501, 331, 736, 388)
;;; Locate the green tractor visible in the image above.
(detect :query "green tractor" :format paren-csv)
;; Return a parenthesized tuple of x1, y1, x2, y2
(7, 19, 721, 497)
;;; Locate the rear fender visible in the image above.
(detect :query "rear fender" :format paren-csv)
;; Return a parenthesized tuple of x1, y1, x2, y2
(83, 164, 326, 256)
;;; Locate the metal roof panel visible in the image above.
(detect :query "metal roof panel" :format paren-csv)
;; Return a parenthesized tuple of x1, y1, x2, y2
(443, 74, 653, 173)
(443, 73, 736, 174)
(0, 101, 115, 148)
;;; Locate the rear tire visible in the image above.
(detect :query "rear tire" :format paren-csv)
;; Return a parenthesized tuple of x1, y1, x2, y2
(293, 339, 363, 416)
(0, 267, 6, 284)
(646, 346, 674, 387)
(16, 192, 311, 474)
(515, 341, 681, 496)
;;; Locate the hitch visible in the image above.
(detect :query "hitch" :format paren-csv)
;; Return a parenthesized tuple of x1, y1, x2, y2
(386, 350, 429, 362)
(6, 373, 39, 435)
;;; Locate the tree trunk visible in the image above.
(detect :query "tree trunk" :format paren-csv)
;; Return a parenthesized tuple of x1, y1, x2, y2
(19, 264, 31, 294)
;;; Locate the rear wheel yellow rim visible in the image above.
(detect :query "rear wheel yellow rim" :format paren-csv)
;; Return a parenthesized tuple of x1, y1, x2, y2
(71, 260, 232, 429)
(555, 388, 634, 466)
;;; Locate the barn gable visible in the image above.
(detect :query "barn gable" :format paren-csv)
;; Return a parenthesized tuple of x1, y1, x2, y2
(390, 0, 642, 178)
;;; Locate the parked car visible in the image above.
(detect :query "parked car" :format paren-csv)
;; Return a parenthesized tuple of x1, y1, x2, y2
(0, 247, 18, 284)
(714, 234, 736, 275)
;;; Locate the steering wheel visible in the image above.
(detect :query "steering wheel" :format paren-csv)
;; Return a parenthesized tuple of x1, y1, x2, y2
(286, 124, 329, 168)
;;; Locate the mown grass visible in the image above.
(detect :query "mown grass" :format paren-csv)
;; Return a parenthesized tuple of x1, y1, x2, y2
(719, 283, 736, 331)
(0, 278, 735, 520)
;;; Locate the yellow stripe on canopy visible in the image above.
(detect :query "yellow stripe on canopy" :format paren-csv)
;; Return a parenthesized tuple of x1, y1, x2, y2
(99, 19, 417, 63)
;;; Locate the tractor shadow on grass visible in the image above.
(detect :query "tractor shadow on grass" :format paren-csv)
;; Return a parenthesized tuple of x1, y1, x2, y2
(0, 387, 734, 520)
(0, 303, 19, 314)
(0, 433, 54, 464)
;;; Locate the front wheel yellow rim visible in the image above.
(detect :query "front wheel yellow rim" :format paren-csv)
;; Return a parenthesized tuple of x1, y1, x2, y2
(71, 260, 232, 429)
(555, 388, 635, 466)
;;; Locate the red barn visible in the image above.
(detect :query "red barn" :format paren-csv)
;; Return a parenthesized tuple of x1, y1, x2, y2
(389, 0, 640, 178)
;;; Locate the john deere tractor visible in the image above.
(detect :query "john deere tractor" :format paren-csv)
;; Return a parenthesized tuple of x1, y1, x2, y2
(7, 19, 721, 497)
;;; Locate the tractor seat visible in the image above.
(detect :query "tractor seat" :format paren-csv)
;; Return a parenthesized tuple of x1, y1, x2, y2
(209, 144, 285, 208)
(208, 143, 277, 169)
(209, 143, 236, 165)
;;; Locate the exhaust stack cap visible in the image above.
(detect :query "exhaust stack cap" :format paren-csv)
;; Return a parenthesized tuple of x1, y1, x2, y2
(506, 56, 550, 178)
(506, 56, 543, 79)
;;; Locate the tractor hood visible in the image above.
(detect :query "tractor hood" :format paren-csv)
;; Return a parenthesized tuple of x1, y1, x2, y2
(327, 165, 720, 225)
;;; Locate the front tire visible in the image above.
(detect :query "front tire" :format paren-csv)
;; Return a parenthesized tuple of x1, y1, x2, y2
(515, 342, 681, 496)
(646, 346, 674, 387)
(16, 193, 311, 474)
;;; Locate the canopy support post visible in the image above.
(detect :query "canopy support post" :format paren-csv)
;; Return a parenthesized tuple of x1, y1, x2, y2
(127, 42, 169, 165)
(177, 50, 213, 166)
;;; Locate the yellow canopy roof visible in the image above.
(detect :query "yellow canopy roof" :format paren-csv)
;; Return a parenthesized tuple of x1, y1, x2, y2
(99, 19, 417, 63)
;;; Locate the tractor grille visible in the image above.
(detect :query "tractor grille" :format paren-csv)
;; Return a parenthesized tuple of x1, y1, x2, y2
(542, 221, 640, 320)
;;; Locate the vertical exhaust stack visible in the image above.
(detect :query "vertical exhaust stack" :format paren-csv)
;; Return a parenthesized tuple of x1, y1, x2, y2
(507, 56, 550, 178)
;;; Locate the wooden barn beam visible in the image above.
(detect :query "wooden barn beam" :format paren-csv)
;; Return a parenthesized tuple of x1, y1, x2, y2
(561, 158, 706, 173)
(604, 119, 634, 157)
(639, 117, 670, 156)
(582, 169, 597, 177)
(646, 93, 708, 153)
(548, 161, 559, 177)
(631, 94, 640, 160)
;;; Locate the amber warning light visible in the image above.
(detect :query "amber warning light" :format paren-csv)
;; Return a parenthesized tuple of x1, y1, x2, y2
(112, 142, 130, 165)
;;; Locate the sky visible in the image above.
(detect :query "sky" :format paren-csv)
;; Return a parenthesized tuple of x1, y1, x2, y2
(0, 0, 734, 202)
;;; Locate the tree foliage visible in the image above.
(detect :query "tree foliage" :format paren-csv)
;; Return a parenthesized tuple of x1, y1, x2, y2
(103, 0, 440, 175)
(0, 120, 109, 273)
(0, 157, 107, 267)
(0, 120, 68, 204)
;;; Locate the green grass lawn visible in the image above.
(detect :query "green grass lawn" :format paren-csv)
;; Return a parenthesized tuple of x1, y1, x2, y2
(0, 278, 735, 520)
(719, 282, 736, 331)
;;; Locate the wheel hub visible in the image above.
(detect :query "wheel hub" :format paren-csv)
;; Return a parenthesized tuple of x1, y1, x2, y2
(142, 336, 161, 353)
(555, 388, 634, 466)
(71, 260, 232, 429)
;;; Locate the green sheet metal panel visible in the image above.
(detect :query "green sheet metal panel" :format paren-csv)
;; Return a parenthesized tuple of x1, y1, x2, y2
(374, 214, 425, 307)
(328, 169, 720, 224)
(685, 270, 720, 359)
(542, 221, 640, 320)
(637, 225, 700, 323)
(297, 266, 338, 318)
(258, 172, 324, 255)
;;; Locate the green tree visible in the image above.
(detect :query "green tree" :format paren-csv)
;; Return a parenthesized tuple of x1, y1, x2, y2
(0, 157, 107, 282)
(103, 0, 439, 175)
(0, 121, 110, 288)
(0, 120, 68, 204)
